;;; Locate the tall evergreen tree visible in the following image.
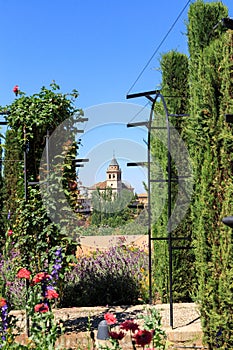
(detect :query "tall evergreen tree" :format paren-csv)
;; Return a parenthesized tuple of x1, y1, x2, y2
(184, 1, 233, 348)
(151, 50, 194, 302)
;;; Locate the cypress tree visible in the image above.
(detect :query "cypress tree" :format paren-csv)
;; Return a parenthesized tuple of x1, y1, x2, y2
(184, 1, 233, 348)
(151, 50, 195, 302)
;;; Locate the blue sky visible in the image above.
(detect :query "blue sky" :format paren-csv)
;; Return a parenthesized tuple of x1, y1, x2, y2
(0, 0, 191, 107)
(0, 0, 232, 193)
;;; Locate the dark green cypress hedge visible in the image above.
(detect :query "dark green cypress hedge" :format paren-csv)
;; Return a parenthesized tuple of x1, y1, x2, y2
(152, 2, 233, 347)
(151, 50, 195, 303)
(184, 1, 233, 348)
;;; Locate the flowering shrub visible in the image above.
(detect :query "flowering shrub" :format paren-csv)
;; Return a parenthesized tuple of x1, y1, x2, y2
(0, 297, 8, 342)
(96, 307, 168, 350)
(137, 305, 167, 349)
(0, 248, 64, 349)
(0, 249, 26, 310)
(60, 242, 149, 307)
(0, 296, 20, 348)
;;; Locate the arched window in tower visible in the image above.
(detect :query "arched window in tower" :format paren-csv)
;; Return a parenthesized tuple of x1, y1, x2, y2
(113, 174, 115, 178)
(109, 174, 111, 179)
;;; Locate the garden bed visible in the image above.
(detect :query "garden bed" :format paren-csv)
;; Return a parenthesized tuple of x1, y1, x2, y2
(12, 303, 204, 349)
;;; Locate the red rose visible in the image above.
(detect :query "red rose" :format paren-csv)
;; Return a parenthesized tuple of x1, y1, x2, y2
(120, 319, 139, 333)
(104, 312, 117, 325)
(32, 272, 51, 284)
(133, 329, 153, 347)
(13, 85, 19, 96)
(34, 303, 49, 313)
(7, 229, 13, 236)
(17, 268, 31, 280)
(46, 289, 59, 299)
(0, 297, 7, 307)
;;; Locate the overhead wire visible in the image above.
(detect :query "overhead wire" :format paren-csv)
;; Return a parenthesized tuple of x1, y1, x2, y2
(128, 101, 152, 124)
(126, 0, 192, 96)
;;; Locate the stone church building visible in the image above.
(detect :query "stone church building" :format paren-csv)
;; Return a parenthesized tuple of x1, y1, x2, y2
(88, 156, 134, 197)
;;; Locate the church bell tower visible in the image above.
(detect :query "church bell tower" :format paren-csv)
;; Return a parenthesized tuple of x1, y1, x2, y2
(106, 156, 122, 194)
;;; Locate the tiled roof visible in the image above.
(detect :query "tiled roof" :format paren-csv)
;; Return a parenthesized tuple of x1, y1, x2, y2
(89, 181, 133, 191)
(88, 181, 108, 190)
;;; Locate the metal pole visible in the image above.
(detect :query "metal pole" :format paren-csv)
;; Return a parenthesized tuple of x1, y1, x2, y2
(147, 111, 152, 304)
(23, 125, 30, 337)
(46, 129, 50, 175)
(159, 93, 173, 328)
(126, 90, 181, 328)
(147, 95, 158, 304)
(23, 126, 28, 201)
(167, 112, 173, 329)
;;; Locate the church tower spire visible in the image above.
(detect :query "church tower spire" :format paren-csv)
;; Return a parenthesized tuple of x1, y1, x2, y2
(106, 154, 122, 193)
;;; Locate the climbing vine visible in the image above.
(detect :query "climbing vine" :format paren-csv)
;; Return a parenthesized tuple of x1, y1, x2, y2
(1, 82, 82, 287)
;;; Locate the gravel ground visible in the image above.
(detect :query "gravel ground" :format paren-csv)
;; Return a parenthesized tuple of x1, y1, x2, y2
(53, 303, 201, 332)
(11, 302, 201, 332)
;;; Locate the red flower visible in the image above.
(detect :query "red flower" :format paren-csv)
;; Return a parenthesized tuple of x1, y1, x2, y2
(34, 303, 49, 313)
(0, 297, 7, 308)
(120, 319, 139, 333)
(133, 329, 153, 347)
(32, 272, 51, 284)
(109, 330, 125, 340)
(17, 268, 31, 280)
(45, 289, 59, 299)
(7, 229, 13, 236)
(104, 312, 117, 325)
(13, 85, 19, 96)
(68, 181, 77, 190)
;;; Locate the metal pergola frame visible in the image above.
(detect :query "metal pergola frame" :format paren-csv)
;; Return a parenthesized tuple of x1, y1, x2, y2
(126, 90, 189, 328)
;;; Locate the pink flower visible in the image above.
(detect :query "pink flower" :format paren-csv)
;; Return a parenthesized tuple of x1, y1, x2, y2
(104, 312, 117, 325)
(120, 319, 139, 333)
(45, 289, 59, 299)
(17, 268, 31, 280)
(34, 303, 49, 313)
(32, 272, 51, 284)
(133, 329, 153, 347)
(109, 330, 125, 340)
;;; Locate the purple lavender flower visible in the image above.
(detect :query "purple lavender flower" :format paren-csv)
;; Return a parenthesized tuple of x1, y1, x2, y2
(50, 247, 62, 284)
(1, 302, 8, 342)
